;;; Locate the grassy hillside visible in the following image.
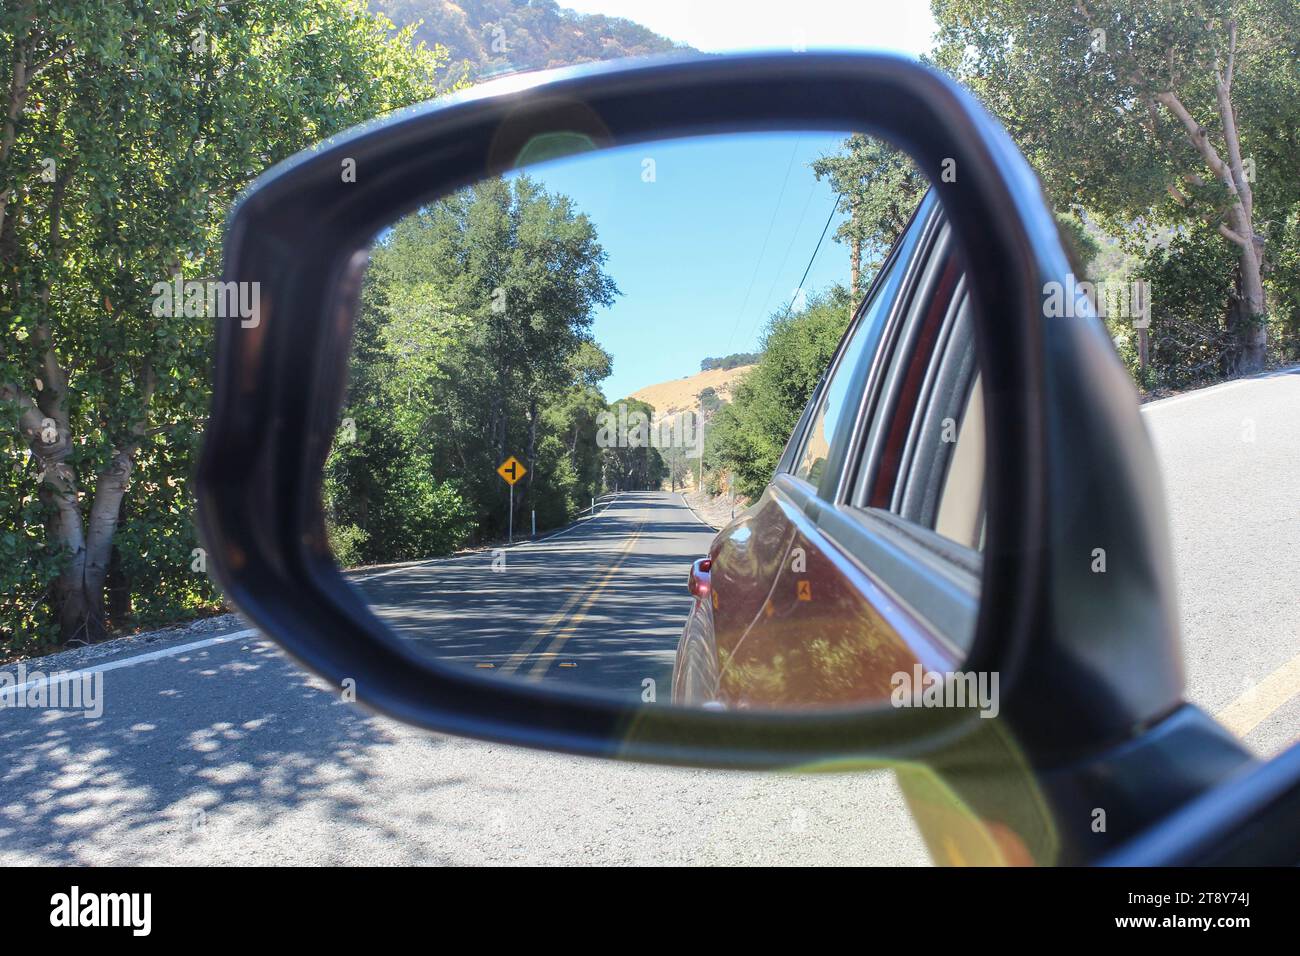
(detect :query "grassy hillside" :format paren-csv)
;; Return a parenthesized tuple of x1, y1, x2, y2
(626, 365, 755, 417)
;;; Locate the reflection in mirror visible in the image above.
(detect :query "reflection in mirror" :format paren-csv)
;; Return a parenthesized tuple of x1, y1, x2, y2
(325, 130, 986, 713)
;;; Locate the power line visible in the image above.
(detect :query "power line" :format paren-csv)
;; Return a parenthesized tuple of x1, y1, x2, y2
(722, 139, 801, 356)
(794, 195, 839, 304)
(750, 191, 841, 344)
(750, 177, 818, 343)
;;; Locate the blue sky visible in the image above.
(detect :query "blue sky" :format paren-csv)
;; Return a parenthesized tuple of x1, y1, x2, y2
(513, 132, 855, 400)
(506, 1, 939, 400)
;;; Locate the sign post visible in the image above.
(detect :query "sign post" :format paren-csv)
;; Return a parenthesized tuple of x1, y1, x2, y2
(496, 456, 527, 544)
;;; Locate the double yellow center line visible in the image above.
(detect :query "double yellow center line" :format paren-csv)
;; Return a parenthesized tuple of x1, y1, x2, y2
(497, 520, 644, 680)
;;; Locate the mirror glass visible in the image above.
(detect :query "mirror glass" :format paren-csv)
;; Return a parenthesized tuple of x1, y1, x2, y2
(326, 129, 986, 712)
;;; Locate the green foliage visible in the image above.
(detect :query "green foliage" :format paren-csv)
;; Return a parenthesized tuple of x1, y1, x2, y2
(931, 0, 1298, 220)
(1269, 205, 1300, 357)
(1132, 226, 1238, 389)
(0, 456, 63, 658)
(697, 387, 723, 414)
(699, 353, 758, 372)
(324, 407, 476, 563)
(931, 0, 1300, 377)
(708, 287, 852, 500)
(325, 173, 619, 556)
(1056, 211, 1101, 274)
(110, 426, 212, 631)
(1, 1, 453, 652)
(600, 397, 668, 493)
(811, 135, 928, 299)
(327, 521, 369, 569)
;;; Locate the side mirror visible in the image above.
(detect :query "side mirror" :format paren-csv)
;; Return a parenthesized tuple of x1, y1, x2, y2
(687, 559, 711, 599)
(198, 53, 1209, 862)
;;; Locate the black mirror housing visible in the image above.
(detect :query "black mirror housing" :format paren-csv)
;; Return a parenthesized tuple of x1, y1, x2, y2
(197, 51, 1184, 774)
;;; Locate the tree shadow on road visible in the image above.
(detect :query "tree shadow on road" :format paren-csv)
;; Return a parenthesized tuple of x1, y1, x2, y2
(0, 638, 494, 864)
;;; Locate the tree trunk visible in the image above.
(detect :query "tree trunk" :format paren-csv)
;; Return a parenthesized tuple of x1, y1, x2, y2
(40, 465, 98, 644)
(1233, 236, 1268, 373)
(46, 447, 138, 645)
(849, 206, 862, 311)
(12, 338, 148, 646)
(1153, 36, 1267, 374)
(107, 543, 130, 626)
(522, 395, 537, 528)
(81, 450, 135, 619)
(4, 366, 102, 645)
(106, 488, 132, 626)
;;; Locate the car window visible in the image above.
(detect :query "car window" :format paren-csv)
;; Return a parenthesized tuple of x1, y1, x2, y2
(790, 326, 866, 486)
(888, 277, 986, 552)
(846, 229, 986, 555)
(814, 237, 984, 662)
(789, 203, 927, 491)
(933, 374, 985, 549)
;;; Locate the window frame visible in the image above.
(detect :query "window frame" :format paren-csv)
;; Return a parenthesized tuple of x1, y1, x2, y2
(851, 224, 957, 509)
(891, 287, 977, 523)
(806, 206, 985, 651)
(776, 190, 943, 495)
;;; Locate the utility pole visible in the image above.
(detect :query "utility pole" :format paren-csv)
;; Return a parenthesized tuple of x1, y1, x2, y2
(696, 400, 704, 492)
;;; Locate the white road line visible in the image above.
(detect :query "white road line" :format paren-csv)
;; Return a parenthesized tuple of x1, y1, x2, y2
(351, 560, 446, 583)
(0, 628, 262, 699)
(1140, 380, 1250, 412)
(350, 542, 520, 582)
(679, 492, 720, 529)
(0, 498, 637, 682)
(349, 553, 506, 582)
(523, 496, 620, 544)
(1140, 365, 1300, 413)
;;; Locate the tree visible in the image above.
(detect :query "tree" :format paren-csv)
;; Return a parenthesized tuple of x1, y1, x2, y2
(1, 1, 449, 650)
(811, 136, 928, 308)
(708, 287, 852, 499)
(1132, 227, 1239, 388)
(599, 397, 666, 492)
(699, 352, 758, 371)
(931, 0, 1300, 373)
(327, 173, 618, 552)
(541, 340, 615, 515)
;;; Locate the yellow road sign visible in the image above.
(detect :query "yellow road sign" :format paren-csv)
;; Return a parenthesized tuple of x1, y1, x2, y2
(497, 455, 527, 486)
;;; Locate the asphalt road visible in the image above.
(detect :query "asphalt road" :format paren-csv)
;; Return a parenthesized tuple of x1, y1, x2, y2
(1142, 366, 1300, 758)
(352, 491, 716, 702)
(0, 370, 1296, 865)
